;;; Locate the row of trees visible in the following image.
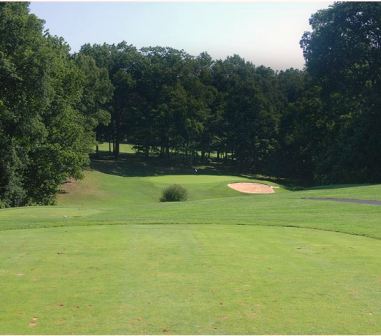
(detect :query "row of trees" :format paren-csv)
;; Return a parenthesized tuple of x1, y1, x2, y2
(1, 2, 380, 207)
(81, 2, 381, 183)
(80, 43, 282, 170)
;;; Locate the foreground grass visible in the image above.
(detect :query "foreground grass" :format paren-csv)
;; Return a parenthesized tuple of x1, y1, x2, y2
(0, 153, 380, 333)
(1, 224, 380, 334)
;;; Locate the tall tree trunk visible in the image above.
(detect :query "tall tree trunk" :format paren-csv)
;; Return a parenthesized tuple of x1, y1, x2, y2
(112, 137, 119, 159)
(185, 144, 189, 159)
(115, 141, 120, 159)
(113, 136, 119, 159)
(113, 112, 121, 160)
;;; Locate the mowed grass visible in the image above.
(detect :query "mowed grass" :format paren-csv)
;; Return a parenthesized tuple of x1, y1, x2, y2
(95, 142, 136, 154)
(0, 154, 381, 333)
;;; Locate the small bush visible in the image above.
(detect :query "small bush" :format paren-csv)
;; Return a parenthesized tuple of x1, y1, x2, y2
(160, 184, 188, 202)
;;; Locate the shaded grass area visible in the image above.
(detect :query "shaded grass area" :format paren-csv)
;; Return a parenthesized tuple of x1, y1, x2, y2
(303, 197, 381, 206)
(95, 143, 135, 154)
(89, 151, 244, 178)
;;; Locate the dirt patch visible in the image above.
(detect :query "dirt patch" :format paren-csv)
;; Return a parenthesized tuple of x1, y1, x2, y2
(57, 173, 105, 202)
(228, 182, 275, 194)
(58, 178, 77, 194)
(28, 317, 38, 328)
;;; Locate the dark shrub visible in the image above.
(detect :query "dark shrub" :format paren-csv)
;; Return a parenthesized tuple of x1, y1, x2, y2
(160, 184, 188, 202)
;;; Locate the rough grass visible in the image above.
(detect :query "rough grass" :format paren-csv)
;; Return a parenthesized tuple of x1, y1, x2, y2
(0, 152, 380, 333)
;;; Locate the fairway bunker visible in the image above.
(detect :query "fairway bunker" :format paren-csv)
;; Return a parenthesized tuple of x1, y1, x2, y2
(228, 182, 275, 194)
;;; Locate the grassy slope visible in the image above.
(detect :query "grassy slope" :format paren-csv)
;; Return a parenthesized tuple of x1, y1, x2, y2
(2, 167, 381, 239)
(0, 154, 380, 333)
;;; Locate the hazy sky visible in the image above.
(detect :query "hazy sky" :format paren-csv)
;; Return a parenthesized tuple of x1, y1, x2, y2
(30, 2, 332, 70)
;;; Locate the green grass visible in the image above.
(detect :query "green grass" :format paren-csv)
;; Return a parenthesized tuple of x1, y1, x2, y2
(95, 142, 136, 154)
(95, 142, 222, 158)
(0, 154, 381, 333)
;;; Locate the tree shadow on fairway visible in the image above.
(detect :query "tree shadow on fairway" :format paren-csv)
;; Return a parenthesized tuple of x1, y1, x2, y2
(89, 151, 376, 192)
(89, 151, 244, 178)
(306, 183, 375, 190)
(89, 152, 306, 191)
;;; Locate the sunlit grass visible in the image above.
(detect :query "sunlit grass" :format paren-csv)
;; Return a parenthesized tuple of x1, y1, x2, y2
(0, 153, 380, 333)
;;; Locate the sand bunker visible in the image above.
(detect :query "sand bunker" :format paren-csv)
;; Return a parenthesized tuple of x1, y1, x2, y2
(228, 182, 275, 194)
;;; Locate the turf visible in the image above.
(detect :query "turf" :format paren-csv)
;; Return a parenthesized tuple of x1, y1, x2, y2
(0, 153, 380, 333)
(95, 143, 136, 154)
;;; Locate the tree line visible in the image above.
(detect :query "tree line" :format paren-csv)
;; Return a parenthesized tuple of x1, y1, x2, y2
(1, 2, 380, 207)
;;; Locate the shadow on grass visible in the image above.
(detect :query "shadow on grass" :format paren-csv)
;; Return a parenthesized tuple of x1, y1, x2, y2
(306, 183, 375, 190)
(89, 151, 376, 192)
(90, 151, 243, 177)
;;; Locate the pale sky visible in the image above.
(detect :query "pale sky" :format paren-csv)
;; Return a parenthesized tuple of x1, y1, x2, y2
(29, 2, 332, 70)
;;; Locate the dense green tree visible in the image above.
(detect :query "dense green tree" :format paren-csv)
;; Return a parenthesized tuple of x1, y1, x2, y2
(300, 1, 381, 182)
(79, 42, 144, 158)
(0, 3, 112, 206)
(74, 53, 113, 154)
(0, 2, 46, 206)
(211, 56, 281, 170)
(276, 69, 311, 178)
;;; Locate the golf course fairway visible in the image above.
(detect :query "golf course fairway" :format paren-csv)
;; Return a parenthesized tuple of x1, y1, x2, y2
(0, 156, 380, 334)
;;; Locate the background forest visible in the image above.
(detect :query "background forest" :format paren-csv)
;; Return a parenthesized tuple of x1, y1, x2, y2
(1, 2, 380, 207)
